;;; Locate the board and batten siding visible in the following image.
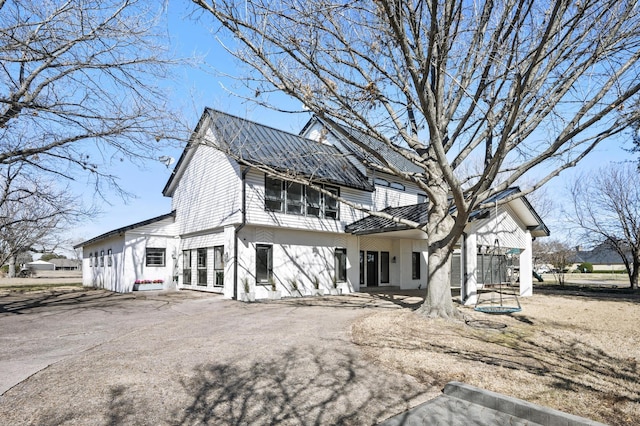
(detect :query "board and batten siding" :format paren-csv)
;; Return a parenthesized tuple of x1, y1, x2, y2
(470, 205, 528, 250)
(171, 143, 242, 236)
(244, 169, 373, 232)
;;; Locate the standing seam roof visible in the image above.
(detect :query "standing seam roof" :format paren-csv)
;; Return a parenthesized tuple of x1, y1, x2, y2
(207, 109, 373, 191)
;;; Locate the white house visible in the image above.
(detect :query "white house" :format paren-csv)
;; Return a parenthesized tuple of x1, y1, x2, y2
(76, 109, 549, 304)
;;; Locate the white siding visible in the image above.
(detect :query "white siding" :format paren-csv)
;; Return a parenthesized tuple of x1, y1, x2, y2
(469, 205, 528, 250)
(370, 171, 425, 209)
(171, 143, 242, 236)
(236, 225, 358, 299)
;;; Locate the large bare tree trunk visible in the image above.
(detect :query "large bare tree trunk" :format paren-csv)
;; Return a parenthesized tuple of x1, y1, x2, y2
(8, 255, 16, 278)
(416, 188, 462, 319)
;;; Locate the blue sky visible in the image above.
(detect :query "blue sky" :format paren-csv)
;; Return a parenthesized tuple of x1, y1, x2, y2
(67, 0, 636, 253)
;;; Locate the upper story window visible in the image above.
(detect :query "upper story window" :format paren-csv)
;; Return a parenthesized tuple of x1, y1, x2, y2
(390, 182, 405, 191)
(417, 193, 427, 204)
(374, 178, 389, 187)
(264, 176, 340, 220)
(265, 176, 284, 212)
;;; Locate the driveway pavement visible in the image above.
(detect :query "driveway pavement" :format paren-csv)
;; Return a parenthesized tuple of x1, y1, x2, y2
(0, 289, 432, 425)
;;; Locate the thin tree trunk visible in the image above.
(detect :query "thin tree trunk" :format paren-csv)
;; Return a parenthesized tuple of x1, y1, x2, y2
(8, 255, 15, 278)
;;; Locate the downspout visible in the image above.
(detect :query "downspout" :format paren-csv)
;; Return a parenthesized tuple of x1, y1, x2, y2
(461, 232, 468, 304)
(233, 166, 250, 300)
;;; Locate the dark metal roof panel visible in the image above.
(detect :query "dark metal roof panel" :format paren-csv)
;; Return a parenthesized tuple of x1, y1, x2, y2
(345, 203, 428, 235)
(207, 109, 373, 191)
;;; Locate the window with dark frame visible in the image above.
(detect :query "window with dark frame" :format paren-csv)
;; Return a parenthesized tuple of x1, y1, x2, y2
(324, 186, 340, 219)
(107, 249, 112, 267)
(183, 250, 192, 285)
(145, 248, 165, 267)
(359, 251, 364, 285)
(335, 248, 347, 282)
(286, 182, 304, 215)
(214, 245, 224, 287)
(306, 186, 321, 217)
(265, 176, 284, 212)
(264, 175, 339, 220)
(412, 252, 421, 279)
(94, 252, 99, 267)
(197, 248, 207, 286)
(381, 251, 390, 283)
(100, 250, 104, 267)
(256, 244, 273, 284)
(417, 193, 427, 204)
(89, 253, 93, 267)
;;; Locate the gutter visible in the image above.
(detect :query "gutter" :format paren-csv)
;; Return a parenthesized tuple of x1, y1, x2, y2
(233, 166, 250, 300)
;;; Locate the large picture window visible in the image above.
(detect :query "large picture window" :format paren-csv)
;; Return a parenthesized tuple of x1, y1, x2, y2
(264, 175, 340, 220)
(412, 252, 421, 279)
(183, 250, 192, 285)
(197, 248, 207, 286)
(335, 248, 347, 282)
(146, 248, 165, 267)
(214, 245, 224, 287)
(256, 244, 273, 284)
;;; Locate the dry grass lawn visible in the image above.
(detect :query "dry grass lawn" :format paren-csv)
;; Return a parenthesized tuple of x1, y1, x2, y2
(351, 290, 640, 426)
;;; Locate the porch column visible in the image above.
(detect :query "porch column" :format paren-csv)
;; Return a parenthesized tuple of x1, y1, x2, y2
(463, 233, 478, 305)
(519, 230, 533, 297)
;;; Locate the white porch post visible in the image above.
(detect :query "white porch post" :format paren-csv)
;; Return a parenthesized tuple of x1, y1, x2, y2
(463, 233, 478, 305)
(519, 230, 533, 297)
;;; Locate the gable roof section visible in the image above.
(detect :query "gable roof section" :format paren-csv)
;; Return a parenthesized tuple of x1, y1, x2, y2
(345, 188, 550, 237)
(164, 109, 373, 195)
(73, 211, 176, 248)
(302, 116, 424, 174)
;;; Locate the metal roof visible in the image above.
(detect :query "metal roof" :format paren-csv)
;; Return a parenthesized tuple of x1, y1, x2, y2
(345, 203, 428, 235)
(345, 187, 550, 237)
(205, 109, 373, 191)
(303, 117, 424, 174)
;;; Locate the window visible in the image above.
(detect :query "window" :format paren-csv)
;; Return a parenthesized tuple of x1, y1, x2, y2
(324, 186, 340, 219)
(306, 186, 321, 217)
(94, 252, 99, 267)
(100, 250, 104, 267)
(107, 249, 112, 267)
(264, 175, 340, 220)
(214, 245, 224, 287)
(374, 178, 390, 187)
(265, 176, 284, 212)
(183, 250, 192, 285)
(256, 244, 273, 284)
(197, 248, 207, 286)
(335, 248, 347, 282)
(89, 253, 93, 267)
(146, 248, 165, 267)
(359, 251, 364, 285)
(381, 251, 390, 283)
(390, 182, 405, 191)
(286, 182, 304, 214)
(412, 252, 421, 279)
(417, 193, 427, 204)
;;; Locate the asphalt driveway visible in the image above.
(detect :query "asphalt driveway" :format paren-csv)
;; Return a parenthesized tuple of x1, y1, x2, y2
(0, 289, 431, 425)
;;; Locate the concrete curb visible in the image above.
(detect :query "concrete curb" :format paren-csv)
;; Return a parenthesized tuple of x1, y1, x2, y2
(380, 381, 607, 426)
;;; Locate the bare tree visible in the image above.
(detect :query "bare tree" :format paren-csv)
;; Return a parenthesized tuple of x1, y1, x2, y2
(533, 239, 574, 285)
(569, 164, 640, 289)
(0, 164, 80, 276)
(0, 0, 184, 196)
(191, 0, 640, 318)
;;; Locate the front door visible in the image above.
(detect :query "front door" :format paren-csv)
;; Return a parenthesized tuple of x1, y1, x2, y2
(366, 251, 378, 287)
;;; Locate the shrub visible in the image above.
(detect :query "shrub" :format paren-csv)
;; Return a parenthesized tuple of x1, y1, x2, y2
(578, 262, 593, 273)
